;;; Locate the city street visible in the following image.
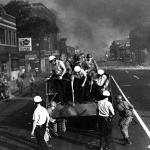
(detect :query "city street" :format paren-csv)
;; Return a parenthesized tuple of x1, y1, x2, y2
(0, 69, 149, 150)
(1, 0, 150, 150)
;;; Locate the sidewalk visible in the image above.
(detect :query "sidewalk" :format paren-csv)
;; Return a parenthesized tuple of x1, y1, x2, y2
(8, 73, 49, 98)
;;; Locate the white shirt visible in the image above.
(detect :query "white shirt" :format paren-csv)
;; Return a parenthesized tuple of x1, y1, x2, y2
(94, 74, 107, 86)
(33, 105, 50, 126)
(97, 98, 115, 117)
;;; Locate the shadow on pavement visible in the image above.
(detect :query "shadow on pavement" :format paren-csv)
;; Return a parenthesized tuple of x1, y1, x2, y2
(0, 126, 38, 150)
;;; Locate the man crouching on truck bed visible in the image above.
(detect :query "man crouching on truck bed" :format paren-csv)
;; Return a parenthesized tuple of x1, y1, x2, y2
(91, 69, 110, 100)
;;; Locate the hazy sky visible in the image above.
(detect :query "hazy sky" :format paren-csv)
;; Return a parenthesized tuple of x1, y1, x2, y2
(1, 0, 150, 58)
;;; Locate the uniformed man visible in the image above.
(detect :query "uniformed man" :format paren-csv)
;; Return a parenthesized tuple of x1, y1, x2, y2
(31, 96, 50, 150)
(115, 95, 134, 145)
(49, 55, 66, 79)
(94, 69, 109, 91)
(97, 90, 115, 150)
(85, 53, 98, 74)
(91, 69, 109, 100)
(71, 66, 87, 103)
(59, 54, 72, 104)
(49, 55, 67, 103)
(47, 101, 66, 134)
(46, 101, 57, 145)
(84, 53, 98, 100)
(29, 74, 37, 97)
(60, 53, 72, 77)
(47, 101, 56, 123)
(16, 75, 24, 94)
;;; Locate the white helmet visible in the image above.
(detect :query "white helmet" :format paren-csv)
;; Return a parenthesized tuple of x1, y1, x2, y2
(49, 55, 56, 62)
(103, 90, 110, 97)
(34, 96, 42, 103)
(98, 69, 104, 75)
(74, 66, 81, 73)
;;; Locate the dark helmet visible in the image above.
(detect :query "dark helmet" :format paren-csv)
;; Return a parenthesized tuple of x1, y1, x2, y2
(116, 95, 123, 102)
(87, 53, 92, 59)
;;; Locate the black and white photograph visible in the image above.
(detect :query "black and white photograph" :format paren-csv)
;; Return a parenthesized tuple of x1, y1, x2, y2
(0, 0, 150, 149)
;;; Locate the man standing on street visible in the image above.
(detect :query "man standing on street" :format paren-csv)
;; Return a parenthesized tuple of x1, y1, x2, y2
(97, 90, 115, 150)
(31, 96, 50, 150)
(115, 95, 134, 145)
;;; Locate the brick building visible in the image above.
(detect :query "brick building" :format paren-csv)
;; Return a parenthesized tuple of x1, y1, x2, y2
(0, 5, 17, 76)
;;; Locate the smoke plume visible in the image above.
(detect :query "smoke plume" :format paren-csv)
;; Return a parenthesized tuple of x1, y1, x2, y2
(2, 0, 150, 59)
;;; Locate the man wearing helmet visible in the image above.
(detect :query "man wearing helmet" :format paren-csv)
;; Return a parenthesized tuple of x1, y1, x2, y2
(71, 66, 87, 103)
(85, 53, 98, 74)
(49, 55, 66, 80)
(47, 101, 56, 123)
(31, 96, 50, 150)
(97, 90, 115, 150)
(115, 95, 134, 145)
(49, 55, 67, 103)
(84, 54, 98, 98)
(91, 69, 109, 100)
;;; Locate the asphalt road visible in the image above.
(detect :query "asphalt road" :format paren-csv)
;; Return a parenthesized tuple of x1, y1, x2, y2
(108, 69, 150, 150)
(0, 70, 150, 150)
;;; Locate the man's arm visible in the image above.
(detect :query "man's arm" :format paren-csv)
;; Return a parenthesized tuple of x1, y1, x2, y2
(93, 59, 99, 72)
(109, 103, 115, 116)
(81, 69, 87, 87)
(31, 120, 37, 136)
(103, 78, 109, 90)
(127, 102, 134, 110)
(60, 61, 66, 78)
(46, 111, 50, 127)
(71, 75, 74, 92)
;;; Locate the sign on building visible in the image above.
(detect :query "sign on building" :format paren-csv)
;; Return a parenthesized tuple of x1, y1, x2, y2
(19, 38, 32, 51)
(52, 50, 60, 55)
(25, 54, 37, 60)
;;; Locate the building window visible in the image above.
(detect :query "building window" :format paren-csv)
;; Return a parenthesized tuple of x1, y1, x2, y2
(13, 32, 16, 45)
(5, 30, 16, 45)
(6, 30, 9, 44)
(0, 28, 5, 44)
(9, 30, 11, 45)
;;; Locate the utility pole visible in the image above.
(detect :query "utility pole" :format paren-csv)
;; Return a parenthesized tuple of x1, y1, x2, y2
(36, 41, 41, 74)
(8, 53, 11, 80)
(39, 42, 41, 74)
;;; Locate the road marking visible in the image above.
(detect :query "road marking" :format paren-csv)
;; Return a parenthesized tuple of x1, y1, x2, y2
(133, 75, 140, 79)
(111, 75, 150, 139)
(121, 84, 131, 87)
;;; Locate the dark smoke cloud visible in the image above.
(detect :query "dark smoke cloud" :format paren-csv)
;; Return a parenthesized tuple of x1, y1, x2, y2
(2, 0, 150, 58)
(50, 0, 150, 58)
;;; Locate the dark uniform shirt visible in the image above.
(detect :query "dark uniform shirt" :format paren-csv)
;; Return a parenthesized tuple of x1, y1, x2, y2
(116, 101, 134, 117)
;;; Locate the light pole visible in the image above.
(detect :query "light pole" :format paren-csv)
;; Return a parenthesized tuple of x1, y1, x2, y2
(36, 42, 41, 74)
(8, 53, 11, 80)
